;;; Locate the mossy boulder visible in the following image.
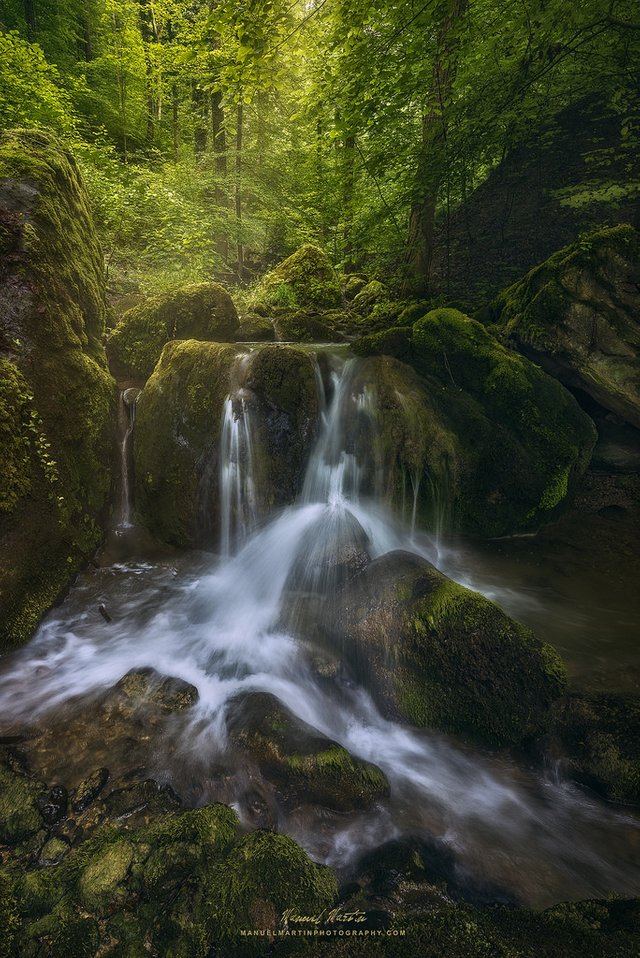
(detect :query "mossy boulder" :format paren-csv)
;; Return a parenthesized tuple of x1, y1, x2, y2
(0, 129, 117, 650)
(134, 342, 320, 546)
(107, 282, 239, 380)
(549, 693, 640, 803)
(227, 692, 389, 812)
(133, 340, 238, 546)
(331, 551, 567, 747)
(351, 280, 389, 315)
(274, 310, 336, 343)
(210, 829, 338, 938)
(343, 274, 368, 300)
(491, 225, 640, 427)
(235, 313, 275, 342)
(353, 309, 597, 536)
(256, 244, 342, 310)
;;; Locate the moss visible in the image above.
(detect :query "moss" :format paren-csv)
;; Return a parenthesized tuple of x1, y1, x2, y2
(351, 327, 413, 360)
(209, 830, 338, 939)
(133, 340, 239, 546)
(256, 245, 342, 310)
(235, 314, 275, 342)
(405, 308, 596, 535)
(78, 839, 134, 912)
(107, 282, 239, 379)
(0, 766, 45, 844)
(351, 280, 389, 315)
(491, 224, 640, 427)
(0, 870, 21, 956)
(333, 552, 566, 748)
(0, 129, 117, 651)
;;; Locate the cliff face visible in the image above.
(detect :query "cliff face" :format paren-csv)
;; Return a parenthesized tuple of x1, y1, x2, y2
(0, 129, 116, 649)
(430, 100, 640, 307)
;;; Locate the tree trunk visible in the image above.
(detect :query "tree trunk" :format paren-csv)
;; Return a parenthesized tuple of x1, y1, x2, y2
(211, 89, 229, 262)
(23, 0, 36, 38)
(405, 0, 468, 296)
(235, 101, 244, 282)
(342, 131, 357, 269)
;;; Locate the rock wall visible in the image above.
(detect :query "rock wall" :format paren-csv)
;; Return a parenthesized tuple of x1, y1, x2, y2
(0, 130, 116, 649)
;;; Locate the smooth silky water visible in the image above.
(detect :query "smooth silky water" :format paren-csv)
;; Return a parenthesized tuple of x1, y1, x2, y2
(1, 350, 639, 909)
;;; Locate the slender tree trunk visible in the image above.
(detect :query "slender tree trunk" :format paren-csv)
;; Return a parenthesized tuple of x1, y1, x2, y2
(193, 85, 208, 155)
(138, 0, 160, 145)
(211, 89, 229, 262)
(23, 0, 36, 38)
(405, 0, 468, 296)
(342, 131, 356, 269)
(235, 101, 244, 281)
(81, 17, 93, 61)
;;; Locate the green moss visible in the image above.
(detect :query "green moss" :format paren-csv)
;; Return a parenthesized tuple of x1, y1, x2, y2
(0, 766, 45, 844)
(256, 245, 342, 310)
(274, 310, 335, 343)
(235, 314, 275, 342)
(0, 129, 117, 651)
(78, 840, 134, 912)
(351, 280, 388, 315)
(334, 552, 566, 748)
(209, 830, 338, 939)
(107, 282, 239, 379)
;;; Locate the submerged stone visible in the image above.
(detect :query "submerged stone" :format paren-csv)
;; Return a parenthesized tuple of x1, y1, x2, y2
(331, 551, 567, 748)
(227, 691, 389, 812)
(107, 281, 239, 379)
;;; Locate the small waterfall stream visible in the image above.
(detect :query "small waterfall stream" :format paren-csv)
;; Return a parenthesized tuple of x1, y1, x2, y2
(0, 350, 639, 908)
(116, 387, 140, 531)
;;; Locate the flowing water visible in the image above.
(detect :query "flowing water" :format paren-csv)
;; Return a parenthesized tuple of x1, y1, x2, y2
(1, 350, 639, 909)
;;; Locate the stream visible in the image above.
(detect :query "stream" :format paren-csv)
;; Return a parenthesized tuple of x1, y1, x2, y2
(1, 349, 639, 910)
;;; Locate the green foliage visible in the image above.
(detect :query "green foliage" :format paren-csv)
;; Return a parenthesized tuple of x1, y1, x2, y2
(0, 32, 75, 132)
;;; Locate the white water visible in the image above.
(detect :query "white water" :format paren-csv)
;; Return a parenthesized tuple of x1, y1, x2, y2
(0, 351, 638, 907)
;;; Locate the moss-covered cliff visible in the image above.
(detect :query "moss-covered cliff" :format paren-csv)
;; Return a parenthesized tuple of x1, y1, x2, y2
(0, 129, 116, 650)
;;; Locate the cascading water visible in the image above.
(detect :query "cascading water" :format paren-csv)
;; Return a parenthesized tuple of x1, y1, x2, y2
(0, 350, 639, 909)
(116, 387, 140, 531)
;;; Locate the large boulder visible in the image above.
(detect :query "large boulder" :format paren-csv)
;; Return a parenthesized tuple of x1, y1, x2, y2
(353, 309, 596, 536)
(107, 281, 239, 379)
(0, 129, 116, 650)
(330, 551, 567, 748)
(134, 340, 239, 546)
(134, 342, 320, 546)
(256, 244, 342, 310)
(491, 225, 640, 427)
(227, 692, 389, 813)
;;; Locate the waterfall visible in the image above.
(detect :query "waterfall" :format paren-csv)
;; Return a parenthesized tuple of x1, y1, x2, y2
(116, 387, 139, 530)
(0, 349, 638, 909)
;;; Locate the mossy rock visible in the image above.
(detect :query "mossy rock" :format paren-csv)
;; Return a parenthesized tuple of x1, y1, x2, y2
(492, 224, 640, 427)
(133, 340, 239, 546)
(354, 309, 597, 536)
(0, 764, 46, 844)
(549, 692, 640, 803)
(351, 280, 389, 315)
(227, 692, 389, 812)
(235, 313, 275, 342)
(256, 244, 342, 310)
(114, 668, 199, 713)
(274, 310, 336, 343)
(343, 274, 368, 300)
(78, 839, 134, 912)
(209, 829, 338, 939)
(0, 129, 117, 651)
(107, 282, 239, 379)
(331, 551, 567, 748)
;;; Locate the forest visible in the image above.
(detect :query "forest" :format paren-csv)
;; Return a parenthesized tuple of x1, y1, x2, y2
(0, 0, 640, 956)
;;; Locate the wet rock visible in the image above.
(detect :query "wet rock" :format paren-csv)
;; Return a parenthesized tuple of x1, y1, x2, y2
(72, 767, 110, 814)
(284, 507, 371, 595)
(107, 281, 239, 379)
(39, 836, 70, 865)
(352, 310, 597, 536)
(493, 224, 640, 428)
(134, 339, 239, 546)
(330, 551, 567, 748)
(548, 692, 640, 803)
(36, 784, 68, 826)
(78, 839, 134, 912)
(227, 691, 389, 813)
(0, 129, 117, 651)
(115, 668, 199, 713)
